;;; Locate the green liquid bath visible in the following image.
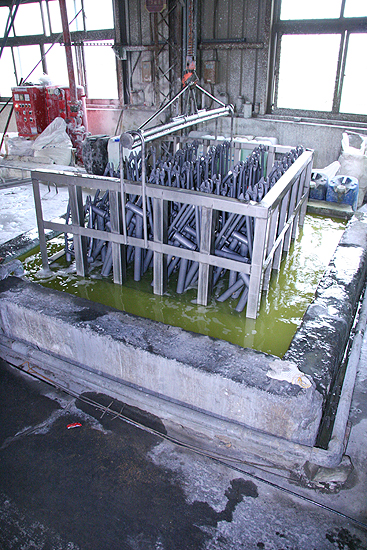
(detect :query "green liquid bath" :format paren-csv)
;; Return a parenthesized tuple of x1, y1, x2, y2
(22, 214, 345, 358)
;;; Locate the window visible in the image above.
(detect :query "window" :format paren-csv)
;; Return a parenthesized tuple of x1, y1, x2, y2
(271, 0, 367, 119)
(0, 47, 17, 97)
(14, 45, 44, 83)
(339, 34, 367, 115)
(0, 0, 118, 101)
(280, 0, 342, 21)
(43, 43, 70, 87)
(0, 5, 14, 38)
(344, 0, 367, 18)
(45, 0, 64, 34)
(83, 41, 118, 99)
(83, 0, 114, 31)
(13, 3, 44, 36)
(277, 34, 340, 111)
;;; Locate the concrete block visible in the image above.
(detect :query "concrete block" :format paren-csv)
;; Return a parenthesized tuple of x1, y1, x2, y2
(304, 456, 353, 490)
(339, 206, 367, 248)
(0, 277, 323, 446)
(285, 207, 367, 397)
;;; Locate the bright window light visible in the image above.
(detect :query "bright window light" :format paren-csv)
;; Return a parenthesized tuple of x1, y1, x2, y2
(66, 0, 83, 32)
(83, 42, 118, 99)
(340, 34, 367, 115)
(344, 0, 367, 18)
(277, 34, 341, 111)
(41, 1, 51, 36)
(13, 45, 44, 84)
(0, 47, 17, 96)
(13, 3, 43, 36)
(280, 0, 342, 20)
(47, 0, 84, 33)
(0, 6, 14, 38)
(46, 0, 62, 33)
(84, 0, 114, 30)
(43, 43, 70, 87)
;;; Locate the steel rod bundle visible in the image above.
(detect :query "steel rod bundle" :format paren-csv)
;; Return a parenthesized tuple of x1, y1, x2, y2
(63, 140, 306, 313)
(33, 142, 313, 318)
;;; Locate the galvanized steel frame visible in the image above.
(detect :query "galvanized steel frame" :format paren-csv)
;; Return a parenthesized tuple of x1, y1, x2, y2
(32, 147, 313, 319)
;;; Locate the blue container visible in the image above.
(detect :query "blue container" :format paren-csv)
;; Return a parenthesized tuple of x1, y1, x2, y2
(309, 171, 328, 201)
(326, 175, 359, 211)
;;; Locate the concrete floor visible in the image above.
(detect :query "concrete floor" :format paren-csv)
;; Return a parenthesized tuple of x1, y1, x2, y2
(0, 158, 80, 245)
(0, 162, 366, 549)
(0, 353, 366, 550)
(0, 182, 69, 245)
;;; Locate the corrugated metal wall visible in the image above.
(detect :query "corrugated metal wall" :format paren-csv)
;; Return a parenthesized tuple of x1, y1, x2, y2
(120, 0, 179, 109)
(117, 0, 271, 114)
(199, 0, 270, 113)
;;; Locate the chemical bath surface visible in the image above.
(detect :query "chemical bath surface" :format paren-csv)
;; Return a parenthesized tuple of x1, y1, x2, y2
(22, 214, 345, 357)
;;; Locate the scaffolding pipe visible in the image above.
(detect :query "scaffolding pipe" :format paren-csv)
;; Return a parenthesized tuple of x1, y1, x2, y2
(59, 0, 78, 104)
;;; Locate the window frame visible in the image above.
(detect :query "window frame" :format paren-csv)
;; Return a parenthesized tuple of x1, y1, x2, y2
(268, 0, 367, 122)
(0, 0, 119, 102)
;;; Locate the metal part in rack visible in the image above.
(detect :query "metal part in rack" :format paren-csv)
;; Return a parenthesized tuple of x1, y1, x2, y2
(32, 141, 312, 318)
(31, 78, 312, 320)
(118, 82, 234, 292)
(59, 138, 307, 316)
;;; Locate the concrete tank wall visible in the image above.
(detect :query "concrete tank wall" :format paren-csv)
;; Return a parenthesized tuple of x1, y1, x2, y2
(0, 276, 323, 447)
(1, 202, 367, 468)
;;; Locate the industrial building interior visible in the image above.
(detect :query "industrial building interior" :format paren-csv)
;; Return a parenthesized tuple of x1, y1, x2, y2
(0, 0, 367, 549)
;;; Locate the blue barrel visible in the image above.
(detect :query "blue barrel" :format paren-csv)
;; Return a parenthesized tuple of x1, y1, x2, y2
(309, 171, 328, 201)
(326, 175, 359, 211)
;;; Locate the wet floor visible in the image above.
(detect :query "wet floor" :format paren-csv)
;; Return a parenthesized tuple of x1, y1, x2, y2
(0, 358, 366, 550)
(0, 361, 258, 550)
(0, 182, 70, 246)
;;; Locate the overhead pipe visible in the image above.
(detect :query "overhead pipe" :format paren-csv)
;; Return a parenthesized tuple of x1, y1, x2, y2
(123, 106, 232, 150)
(138, 82, 222, 133)
(129, 79, 234, 146)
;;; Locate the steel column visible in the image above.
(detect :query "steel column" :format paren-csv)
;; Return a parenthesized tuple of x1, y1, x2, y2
(262, 204, 280, 292)
(197, 206, 215, 306)
(68, 184, 87, 276)
(291, 168, 307, 240)
(110, 190, 126, 284)
(153, 196, 168, 295)
(299, 159, 313, 228)
(273, 190, 290, 271)
(283, 176, 299, 253)
(32, 178, 50, 273)
(246, 216, 268, 319)
(59, 0, 77, 104)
